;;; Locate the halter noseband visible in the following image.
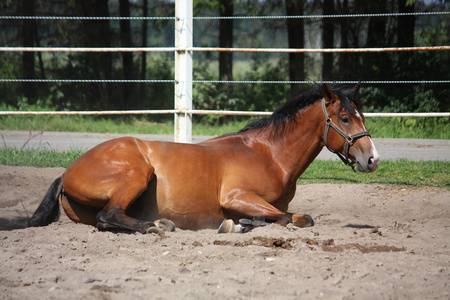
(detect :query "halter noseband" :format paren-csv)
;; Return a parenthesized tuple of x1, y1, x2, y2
(321, 98, 371, 171)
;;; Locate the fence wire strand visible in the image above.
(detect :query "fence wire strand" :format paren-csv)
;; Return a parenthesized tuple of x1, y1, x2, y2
(1, 79, 449, 85)
(0, 11, 448, 21)
(193, 11, 450, 19)
(193, 80, 450, 85)
(0, 79, 175, 83)
(0, 16, 175, 20)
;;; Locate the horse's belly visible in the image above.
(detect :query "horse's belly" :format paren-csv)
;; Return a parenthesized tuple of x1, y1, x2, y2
(162, 209, 223, 229)
(155, 181, 223, 229)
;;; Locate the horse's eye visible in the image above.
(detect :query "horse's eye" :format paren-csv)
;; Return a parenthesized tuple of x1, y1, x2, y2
(341, 117, 349, 124)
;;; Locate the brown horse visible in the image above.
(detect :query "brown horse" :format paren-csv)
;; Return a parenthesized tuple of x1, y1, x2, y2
(2, 84, 379, 234)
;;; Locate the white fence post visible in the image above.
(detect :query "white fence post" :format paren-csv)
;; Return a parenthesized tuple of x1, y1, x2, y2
(174, 0, 193, 143)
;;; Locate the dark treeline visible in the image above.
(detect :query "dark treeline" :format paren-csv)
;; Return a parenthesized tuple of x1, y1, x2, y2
(0, 0, 448, 120)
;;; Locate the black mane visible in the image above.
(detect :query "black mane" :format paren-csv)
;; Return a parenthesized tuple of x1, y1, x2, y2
(239, 84, 362, 133)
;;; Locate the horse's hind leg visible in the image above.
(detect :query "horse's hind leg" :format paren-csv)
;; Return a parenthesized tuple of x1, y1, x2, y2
(61, 194, 100, 226)
(97, 206, 164, 234)
(94, 167, 167, 234)
(62, 187, 163, 233)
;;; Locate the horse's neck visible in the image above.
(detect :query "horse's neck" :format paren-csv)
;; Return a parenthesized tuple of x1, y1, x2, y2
(261, 101, 325, 185)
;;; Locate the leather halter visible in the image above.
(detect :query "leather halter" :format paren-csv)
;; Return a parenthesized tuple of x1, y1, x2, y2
(321, 98, 371, 171)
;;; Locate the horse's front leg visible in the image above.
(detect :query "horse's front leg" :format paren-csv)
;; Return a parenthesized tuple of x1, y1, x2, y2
(220, 190, 313, 227)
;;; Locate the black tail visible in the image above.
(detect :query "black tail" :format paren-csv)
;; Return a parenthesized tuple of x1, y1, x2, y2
(0, 177, 63, 231)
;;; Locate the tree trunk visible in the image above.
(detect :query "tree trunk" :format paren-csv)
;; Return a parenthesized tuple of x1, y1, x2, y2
(79, 0, 112, 109)
(119, 0, 134, 109)
(363, 0, 388, 80)
(337, 0, 352, 80)
(96, 0, 112, 108)
(21, 0, 37, 103)
(35, 26, 46, 79)
(396, 0, 415, 98)
(397, 0, 415, 47)
(285, 0, 304, 96)
(366, 0, 387, 47)
(219, 0, 233, 84)
(322, 0, 334, 81)
(140, 0, 148, 108)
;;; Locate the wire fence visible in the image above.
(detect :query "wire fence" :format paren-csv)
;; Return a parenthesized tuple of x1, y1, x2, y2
(1, 79, 449, 85)
(1, 8, 449, 120)
(0, 11, 448, 20)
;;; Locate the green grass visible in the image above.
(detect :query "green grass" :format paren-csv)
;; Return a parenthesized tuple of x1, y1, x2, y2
(0, 114, 251, 136)
(364, 117, 449, 139)
(0, 114, 449, 139)
(0, 115, 175, 135)
(0, 147, 85, 168)
(0, 147, 448, 188)
(299, 159, 449, 188)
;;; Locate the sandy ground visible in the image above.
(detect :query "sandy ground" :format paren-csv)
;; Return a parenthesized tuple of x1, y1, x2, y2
(0, 165, 449, 299)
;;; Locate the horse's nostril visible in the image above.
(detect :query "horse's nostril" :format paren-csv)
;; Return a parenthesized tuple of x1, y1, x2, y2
(368, 157, 374, 166)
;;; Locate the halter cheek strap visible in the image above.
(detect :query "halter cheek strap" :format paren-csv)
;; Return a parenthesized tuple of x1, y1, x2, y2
(321, 98, 371, 172)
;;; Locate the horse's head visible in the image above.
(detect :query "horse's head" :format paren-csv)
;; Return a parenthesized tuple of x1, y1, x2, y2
(321, 84, 380, 173)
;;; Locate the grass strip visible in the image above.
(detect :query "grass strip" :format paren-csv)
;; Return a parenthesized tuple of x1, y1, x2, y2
(0, 147, 84, 169)
(0, 115, 448, 139)
(300, 159, 449, 188)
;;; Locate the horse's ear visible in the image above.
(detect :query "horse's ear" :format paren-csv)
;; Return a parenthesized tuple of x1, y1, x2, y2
(322, 84, 337, 104)
(353, 83, 361, 94)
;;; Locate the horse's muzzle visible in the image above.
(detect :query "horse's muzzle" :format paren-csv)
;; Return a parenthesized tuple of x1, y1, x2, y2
(355, 140, 380, 173)
(356, 155, 380, 173)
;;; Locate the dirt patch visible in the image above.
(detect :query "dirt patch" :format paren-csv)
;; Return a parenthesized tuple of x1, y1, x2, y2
(0, 165, 449, 299)
(214, 237, 295, 250)
(322, 242, 406, 253)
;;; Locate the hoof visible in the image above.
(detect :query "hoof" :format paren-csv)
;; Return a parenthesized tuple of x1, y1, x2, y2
(239, 216, 269, 227)
(217, 219, 243, 233)
(292, 214, 314, 227)
(304, 215, 314, 227)
(145, 226, 165, 235)
(96, 222, 120, 231)
(154, 219, 176, 232)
